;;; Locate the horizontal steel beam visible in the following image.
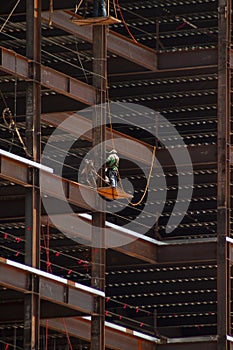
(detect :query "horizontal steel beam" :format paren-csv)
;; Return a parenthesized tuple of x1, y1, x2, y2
(116, 239, 217, 264)
(0, 151, 96, 209)
(0, 152, 218, 264)
(41, 11, 218, 72)
(159, 339, 217, 350)
(0, 46, 218, 120)
(41, 112, 217, 168)
(41, 214, 217, 264)
(158, 48, 217, 71)
(41, 213, 163, 264)
(41, 318, 218, 350)
(41, 10, 157, 71)
(0, 300, 82, 321)
(41, 317, 159, 350)
(0, 46, 95, 105)
(0, 259, 104, 315)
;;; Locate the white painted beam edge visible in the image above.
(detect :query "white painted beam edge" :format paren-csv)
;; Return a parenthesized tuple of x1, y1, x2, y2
(227, 335, 233, 342)
(79, 213, 167, 246)
(4, 259, 105, 297)
(0, 149, 53, 174)
(83, 316, 160, 343)
(226, 237, 233, 244)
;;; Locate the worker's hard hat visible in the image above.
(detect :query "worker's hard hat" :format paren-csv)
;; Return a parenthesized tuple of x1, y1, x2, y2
(109, 149, 117, 154)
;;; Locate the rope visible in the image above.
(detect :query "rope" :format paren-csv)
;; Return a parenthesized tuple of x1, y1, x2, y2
(74, 35, 89, 83)
(9, 60, 18, 154)
(49, 0, 53, 27)
(41, 223, 53, 273)
(112, 0, 117, 18)
(106, 83, 157, 207)
(115, 0, 138, 44)
(75, 0, 84, 15)
(0, 0, 21, 33)
(62, 319, 74, 350)
(128, 145, 156, 206)
(2, 108, 31, 157)
(107, 0, 110, 17)
(45, 319, 49, 350)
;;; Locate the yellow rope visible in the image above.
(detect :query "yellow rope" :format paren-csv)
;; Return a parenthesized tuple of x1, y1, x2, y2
(107, 0, 110, 17)
(0, 0, 21, 33)
(75, 0, 84, 15)
(2, 108, 31, 158)
(49, 0, 54, 27)
(128, 145, 156, 206)
(106, 84, 157, 206)
(112, 0, 118, 18)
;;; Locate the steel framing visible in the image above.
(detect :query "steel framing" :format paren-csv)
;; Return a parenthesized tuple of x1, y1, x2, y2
(0, 258, 103, 314)
(0, 0, 232, 349)
(24, 1, 41, 348)
(216, 0, 232, 349)
(0, 153, 217, 264)
(41, 112, 218, 168)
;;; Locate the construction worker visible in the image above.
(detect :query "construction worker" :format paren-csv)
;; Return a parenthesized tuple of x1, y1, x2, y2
(93, 0, 107, 17)
(105, 149, 119, 188)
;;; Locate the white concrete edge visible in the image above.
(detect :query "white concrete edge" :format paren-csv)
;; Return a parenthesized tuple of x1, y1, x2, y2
(79, 213, 167, 246)
(83, 316, 160, 343)
(79, 213, 217, 246)
(0, 149, 54, 174)
(226, 237, 233, 244)
(5, 259, 105, 297)
(227, 335, 233, 342)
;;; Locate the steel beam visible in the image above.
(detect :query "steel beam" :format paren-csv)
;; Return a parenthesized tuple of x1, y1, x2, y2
(41, 318, 219, 350)
(158, 48, 217, 71)
(41, 112, 217, 168)
(0, 154, 97, 209)
(42, 214, 217, 264)
(0, 258, 103, 315)
(41, 10, 157, 71)
(41, 10, 218, 72)
(0, 46, 96, 106)
(0, 149, 218, 265)
(90, 24, 107, 350)
(218, 0, 232, 346)
(118, 239, 217, 265)
(158, 341, 217, 350)
(24, 1, 42, 348)
(41, 317, 158, 350)
(0, 154, 218, 265)
(216, 1, 232, 349)
(0, 301, 85, 321)
(0, 46, 218, 115)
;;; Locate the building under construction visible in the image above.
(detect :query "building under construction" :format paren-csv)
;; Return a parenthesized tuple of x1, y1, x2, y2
(0, 0, 232, 349)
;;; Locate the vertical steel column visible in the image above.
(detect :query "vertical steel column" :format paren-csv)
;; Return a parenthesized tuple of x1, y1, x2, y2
(91, 25, 107, 350)
(24, 1, 41, 349)
(217, 0, 231, 349)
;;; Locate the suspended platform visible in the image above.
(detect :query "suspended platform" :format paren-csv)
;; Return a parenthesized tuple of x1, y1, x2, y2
(97, 186, 132, 200)
(71, 16, 121, 26)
